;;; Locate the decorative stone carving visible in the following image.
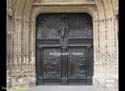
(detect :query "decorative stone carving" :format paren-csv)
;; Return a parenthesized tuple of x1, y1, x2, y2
(7, 0, 13, 16)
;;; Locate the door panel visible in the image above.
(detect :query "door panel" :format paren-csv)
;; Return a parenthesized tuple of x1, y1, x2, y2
(36, 13, 92, 39)
(43, 48, 61, 79)
(68, 47, 86, 79)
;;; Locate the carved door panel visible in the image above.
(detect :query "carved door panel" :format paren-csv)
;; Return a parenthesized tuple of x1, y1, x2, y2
(36, 13, 93, 85)
(43, 48, 61, 83)
(68, 47, 93, 84)
(68, 47, 87, 83)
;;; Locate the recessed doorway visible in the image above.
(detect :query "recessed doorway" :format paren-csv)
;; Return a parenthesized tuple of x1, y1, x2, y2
(36, 13, 93, 85)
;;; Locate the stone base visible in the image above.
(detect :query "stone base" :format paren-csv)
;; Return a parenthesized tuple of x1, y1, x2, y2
(93, 77, 118, 89)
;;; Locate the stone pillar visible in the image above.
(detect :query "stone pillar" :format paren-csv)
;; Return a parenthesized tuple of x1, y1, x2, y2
(93, 16, 118, 89)
(93, 19, 107, 88)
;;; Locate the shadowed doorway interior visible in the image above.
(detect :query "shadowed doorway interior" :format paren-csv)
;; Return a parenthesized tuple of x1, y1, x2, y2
(36, 13, 93, 85)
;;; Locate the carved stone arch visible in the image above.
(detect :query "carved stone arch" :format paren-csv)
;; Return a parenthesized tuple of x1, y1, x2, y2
(31, 6, 96, 21)
(94, 0, 118, 18)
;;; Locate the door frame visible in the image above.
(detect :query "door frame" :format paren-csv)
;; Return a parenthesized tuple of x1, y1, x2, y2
(29, 4, 98, 86)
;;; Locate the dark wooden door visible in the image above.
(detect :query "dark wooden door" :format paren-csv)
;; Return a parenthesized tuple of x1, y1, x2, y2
(36, 13, 93, 85)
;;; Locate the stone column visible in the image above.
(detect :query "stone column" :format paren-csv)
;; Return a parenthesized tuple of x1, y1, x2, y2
(93, 16, 118, 89)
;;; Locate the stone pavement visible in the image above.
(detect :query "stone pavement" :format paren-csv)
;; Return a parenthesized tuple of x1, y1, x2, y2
(7, 86, 118, 91)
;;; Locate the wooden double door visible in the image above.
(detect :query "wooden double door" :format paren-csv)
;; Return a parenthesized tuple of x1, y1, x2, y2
(36, 13, 93, 85)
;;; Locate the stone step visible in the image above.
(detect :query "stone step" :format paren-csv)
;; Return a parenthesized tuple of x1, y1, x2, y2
(6, 86, 118, 91)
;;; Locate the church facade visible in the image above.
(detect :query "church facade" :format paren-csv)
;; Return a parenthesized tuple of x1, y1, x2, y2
(7, 0, 118, 89)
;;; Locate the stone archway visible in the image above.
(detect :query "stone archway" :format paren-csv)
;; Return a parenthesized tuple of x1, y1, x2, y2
(7, 0, 118, 89)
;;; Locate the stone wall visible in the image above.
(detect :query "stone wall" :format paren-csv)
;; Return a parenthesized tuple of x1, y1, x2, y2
(7, 0, 118, 89)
